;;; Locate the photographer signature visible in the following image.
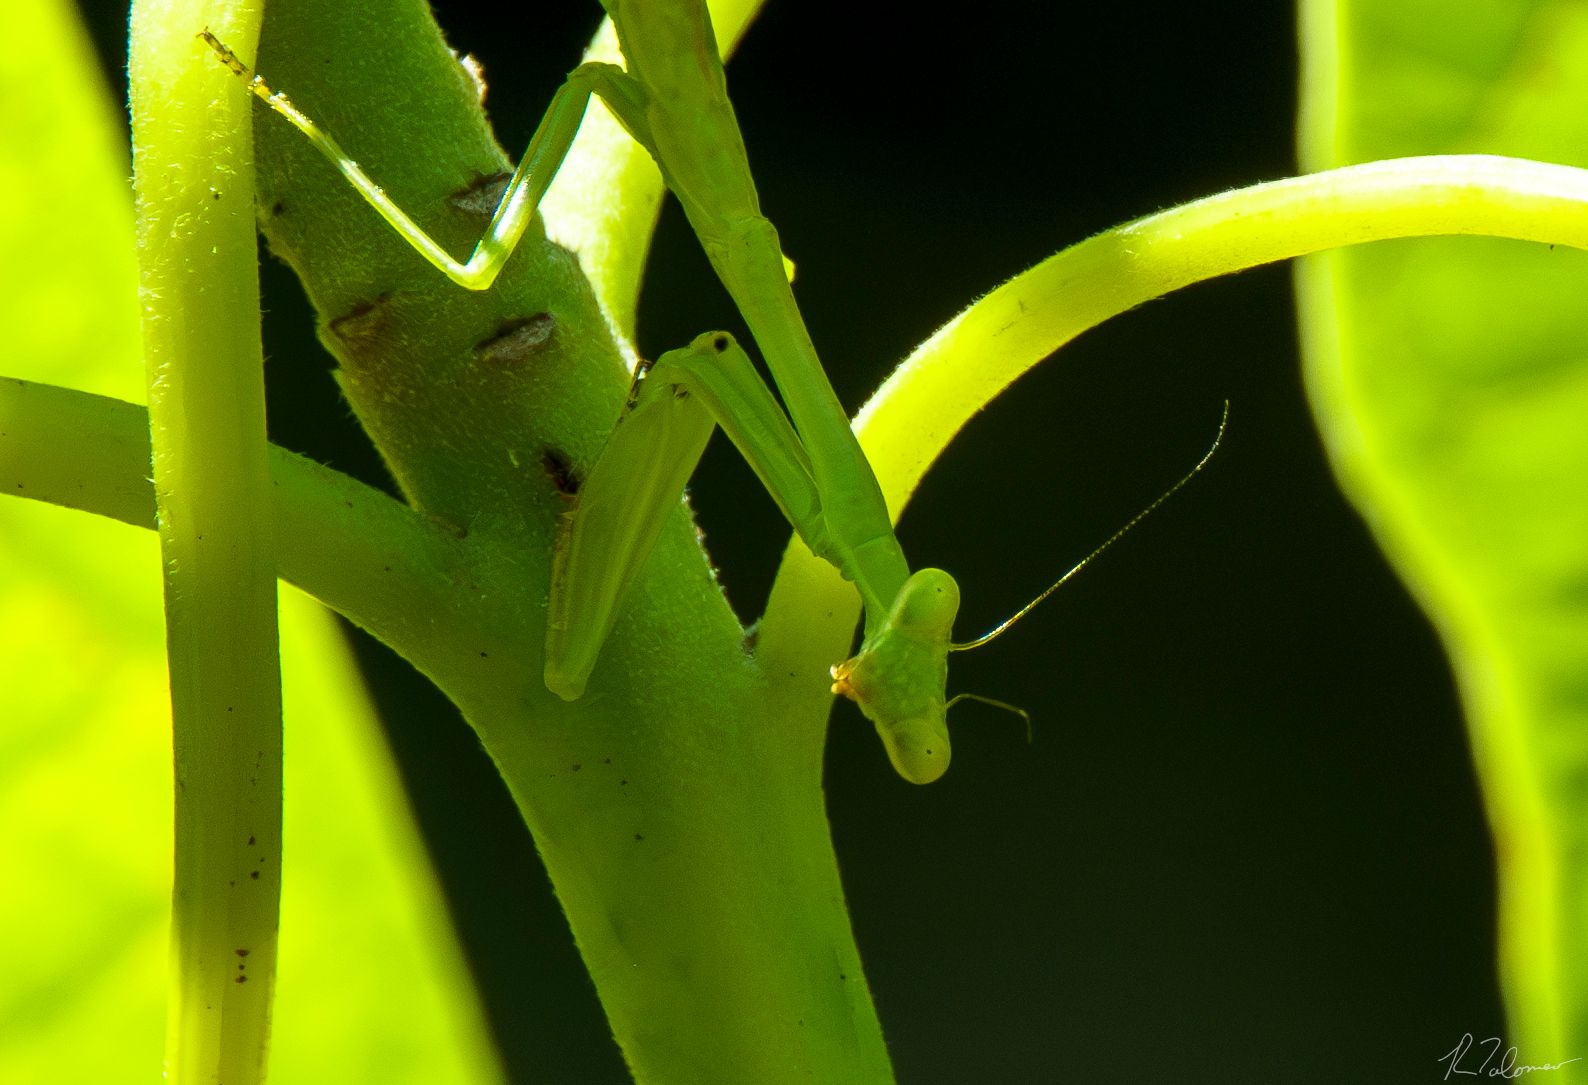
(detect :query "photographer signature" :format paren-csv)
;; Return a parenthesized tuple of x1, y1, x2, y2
(1439, 1034, 1581, 1079)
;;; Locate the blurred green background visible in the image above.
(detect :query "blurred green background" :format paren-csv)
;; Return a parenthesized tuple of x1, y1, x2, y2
(48, 1, 1507, 1080)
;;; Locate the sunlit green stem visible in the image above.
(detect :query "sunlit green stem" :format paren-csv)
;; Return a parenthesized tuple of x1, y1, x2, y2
(865, 155, 1588, 506)
(128, 2, 280, 1081)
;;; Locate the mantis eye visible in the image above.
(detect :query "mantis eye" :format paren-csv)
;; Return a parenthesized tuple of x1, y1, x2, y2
(888, 568, 960, 642)
(878, 716, 952, 785)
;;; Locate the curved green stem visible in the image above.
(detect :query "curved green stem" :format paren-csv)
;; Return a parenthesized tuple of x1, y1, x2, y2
(762, 154, 1588, 721)
(866, 155, 1588, 508)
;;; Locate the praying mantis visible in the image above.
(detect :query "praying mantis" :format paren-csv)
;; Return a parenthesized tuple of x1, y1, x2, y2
(201, 0, 1220, 784)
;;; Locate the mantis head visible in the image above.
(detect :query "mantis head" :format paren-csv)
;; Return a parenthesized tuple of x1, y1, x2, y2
(831, 568, 960, 785)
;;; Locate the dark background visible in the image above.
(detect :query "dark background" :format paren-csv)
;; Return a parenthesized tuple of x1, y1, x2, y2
(76, 1, 1502, 1081)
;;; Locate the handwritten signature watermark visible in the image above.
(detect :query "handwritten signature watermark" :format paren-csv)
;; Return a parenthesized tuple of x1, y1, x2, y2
(1439, 1034, 1581, 1079)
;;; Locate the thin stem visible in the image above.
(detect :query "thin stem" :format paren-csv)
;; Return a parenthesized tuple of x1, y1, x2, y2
(861, 154, 1588, 508)
(0, 377, 477, 692)
(129, 2, 282, 1079)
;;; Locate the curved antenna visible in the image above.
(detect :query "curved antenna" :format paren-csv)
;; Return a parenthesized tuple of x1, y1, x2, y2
(946, 693, 1033, 743)
(950, 401, 1228, 653)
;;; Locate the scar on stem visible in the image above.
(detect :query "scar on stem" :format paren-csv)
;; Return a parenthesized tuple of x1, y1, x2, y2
(449, 170, 513, 216)
(328, 292, 394, 345)
(473, 312, 556, 366)
(541, 446, 581, 498)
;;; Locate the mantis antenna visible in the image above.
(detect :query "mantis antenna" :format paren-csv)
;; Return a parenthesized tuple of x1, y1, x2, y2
(949, 401, 1229, 653)
(835, 402, 1227, 784)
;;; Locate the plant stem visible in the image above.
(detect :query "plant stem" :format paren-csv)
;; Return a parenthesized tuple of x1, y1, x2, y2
(866, 155, 1588, 508)
(127, 2, 281, 1081)
(239, 0, 896, 1078)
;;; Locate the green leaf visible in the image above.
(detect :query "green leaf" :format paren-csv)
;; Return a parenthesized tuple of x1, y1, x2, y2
(1297, 0, 1588, 1069)
(0, 1, 167, 1075)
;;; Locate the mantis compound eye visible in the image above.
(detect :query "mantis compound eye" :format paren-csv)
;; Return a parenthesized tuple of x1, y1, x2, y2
(876, 714, 952, 786)
(889, 568, 959, 641)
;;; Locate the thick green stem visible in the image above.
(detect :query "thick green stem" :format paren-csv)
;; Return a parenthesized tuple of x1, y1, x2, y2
(128, 1, 281, 1082)
(237, 0, 892, 1078)
(2, 380, 890, 1082)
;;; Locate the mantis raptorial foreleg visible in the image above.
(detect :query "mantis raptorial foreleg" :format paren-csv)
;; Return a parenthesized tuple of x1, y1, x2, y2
(200, 29, 647, 290)
(203, 1, 1223, 785)
(545, 331, 832, 700)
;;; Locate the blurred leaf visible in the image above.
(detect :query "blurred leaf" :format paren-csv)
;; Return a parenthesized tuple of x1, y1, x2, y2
(0, 1, 168, 1078)
(0, 0, 142, 403)
(1297, 0, 1588, 1070)
(0, 2, 501, 1080)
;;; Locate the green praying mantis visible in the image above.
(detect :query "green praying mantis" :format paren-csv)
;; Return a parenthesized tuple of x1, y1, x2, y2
(201, 0, 1221, 784)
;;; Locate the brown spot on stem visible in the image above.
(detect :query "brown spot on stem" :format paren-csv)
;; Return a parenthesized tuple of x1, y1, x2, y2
(541, 447, 581, 498)
(449, 170, 513, 217)
(328, 292, 393, 345)
(473, 312, 555, 366)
